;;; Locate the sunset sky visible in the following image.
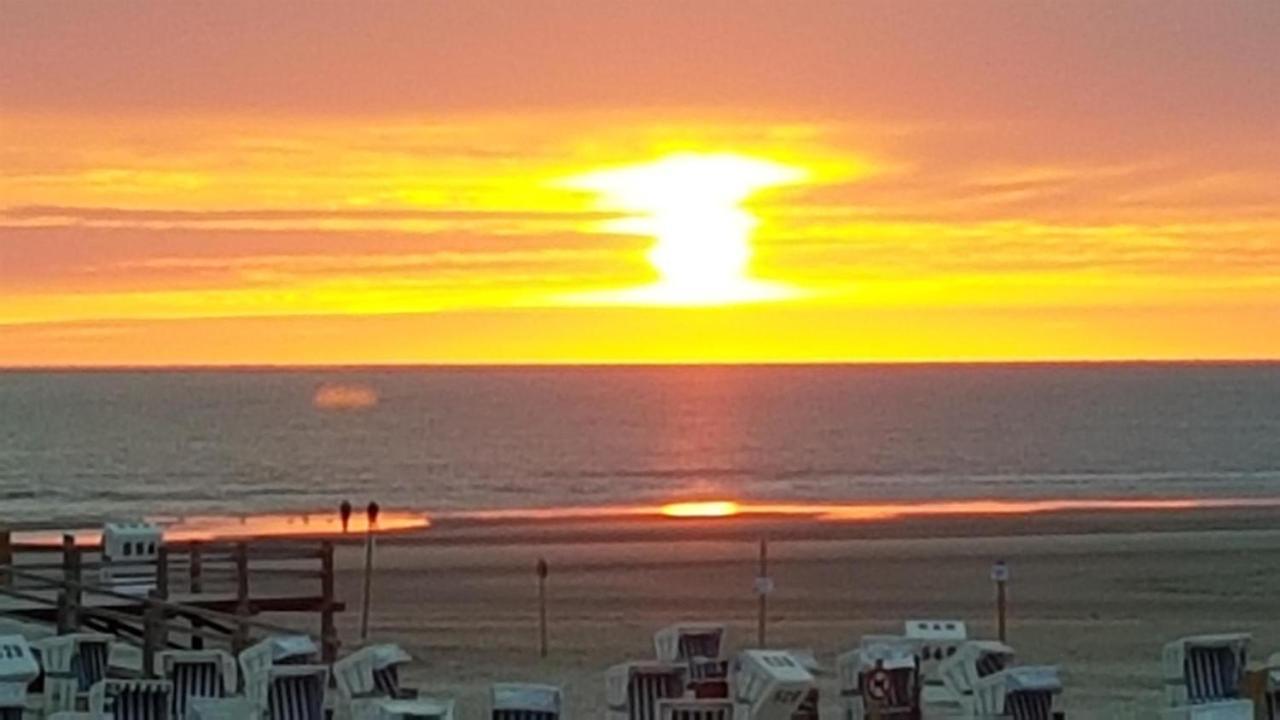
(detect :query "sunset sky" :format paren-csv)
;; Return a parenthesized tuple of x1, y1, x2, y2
(2, 1, 1277, 365)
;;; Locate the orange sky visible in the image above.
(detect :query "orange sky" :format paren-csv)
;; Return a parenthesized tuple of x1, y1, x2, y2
(2, 1, 1277, 365)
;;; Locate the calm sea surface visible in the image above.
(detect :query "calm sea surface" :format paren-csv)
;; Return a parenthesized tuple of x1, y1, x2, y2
(2, 364, 1279, 525)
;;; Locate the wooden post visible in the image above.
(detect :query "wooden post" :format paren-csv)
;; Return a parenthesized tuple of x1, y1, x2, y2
(320, 541, 338, 664)
(0, 529, 11, 588)
(991, 560, 1009, 643)
(757, 538, 769, 647)
(142, 590, 164, 676)
(62, 534, 81, 632)
(360, 502, 379, 641)
(189, 543, 204, 650)
(233, 542, 250, 653)
(536, 558, 549, 659)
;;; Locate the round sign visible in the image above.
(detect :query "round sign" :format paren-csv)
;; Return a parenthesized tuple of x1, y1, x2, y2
(866, 669, 893, 701)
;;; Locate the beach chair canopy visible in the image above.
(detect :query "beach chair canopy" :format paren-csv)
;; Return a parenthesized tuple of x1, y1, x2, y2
(0, 635, 38, 684)
(34, 633, 113, 691)
(606, 661, 686, 720)
(334, 643, 414, 699)
(157, 650, 236, 720)
(938, 640, 1016, 698)
(1162, 633, 1251, 705)
(732, 650, 815, 720)
(89, 678, 174, 720)
(186, 696, 258, 720)
(654, 624, 727, 663)
(491, 683, 562, 720)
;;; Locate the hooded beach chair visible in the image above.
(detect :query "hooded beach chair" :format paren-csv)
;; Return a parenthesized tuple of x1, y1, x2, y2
(88, 679, 175, 720)
(186, 696, 259, 720)
(264, 665, 329, 720)
(34, 633, 114, 713)
(904, 620, 966, 681)
(1160, 634, 1254, 720)
(656, 624, 729, 694)
(606, 661, 687, 720)
(1264, 652, 1280, 720)
(333, 644, 418, 718)
(239, 635, 321, 712)
(0, 634, 39, 720)
(368, 697, 455, 720)
(969, 665, 1063, 720)
(837, 637, 922, 720)
(937, 640, 1016, 709)
(656, 698, 732, 720)
(156, 650, 237, 720)
(731, 650, 815, 720)
(490, 683, 563, 720)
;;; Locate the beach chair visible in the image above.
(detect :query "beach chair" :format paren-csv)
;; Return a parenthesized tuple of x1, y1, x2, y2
(782, 651, 823, 720)
(490, 683, 563, 720)
(656, 624, 729, 695)
(333, 644, 417, 719)
(656, 698, 733, 720)
(969, 665, 1063, 720)
(263, 665, 328, 720)
(606, 661, 687, 720)
(730, 650, 815, 720)
(0, 634, 39, 720)
(239, 635, 321, 712)
(837, 637, 922, 720)
(1161, 634, 1254, 720)
(186, 696, 259, 720)
(34, 633, 114, 714)
(1265, 652, 1280, 720)
(100, 522, 164, 596)
(938, 640, 1016, 709)
(88, 679, 175, 719)
(904, 620, 967, 680)
(156, 650, 237, 720)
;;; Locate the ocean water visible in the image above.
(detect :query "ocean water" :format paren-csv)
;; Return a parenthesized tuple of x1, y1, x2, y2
(1, 364, 1279, 526)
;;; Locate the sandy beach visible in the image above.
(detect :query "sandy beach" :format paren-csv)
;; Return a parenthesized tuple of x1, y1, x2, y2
(282, 507, 1280, 720)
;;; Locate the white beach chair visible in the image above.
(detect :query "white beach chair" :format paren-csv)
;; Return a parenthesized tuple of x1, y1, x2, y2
(606, 661, 687, 720)
(969, 665, 1063, 720)
(1160, 634, 1253, 720)
(730, 650, 815, 720)
(89, 678, 175, 719)
(333, 644, 417, 719)
(100, 522, 164, 596)
(187, 696, 259, 720)
(34, 633, 115, 714)
(239, 635, 321, 712)
(490, 683, 563, 720)
(657, 698, 733, 720)
(656, 624, 730, 693)
(937, 640, 1016, 710)
(836, 637, 922, 720)
(0, 634, 39, 720)
(156, 650, 237, 720)
(263, 665, 328, 720)
(904, 620, 967, 679)
(1265, 652, 1280, 720)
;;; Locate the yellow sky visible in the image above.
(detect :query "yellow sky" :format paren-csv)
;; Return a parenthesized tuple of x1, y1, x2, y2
(2, 2, 1278, 365)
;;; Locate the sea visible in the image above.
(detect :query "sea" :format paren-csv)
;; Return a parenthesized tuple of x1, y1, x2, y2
(2, 364, 1279, 527)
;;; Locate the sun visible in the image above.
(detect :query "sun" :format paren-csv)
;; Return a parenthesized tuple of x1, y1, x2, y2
(566, 153, 807, 305)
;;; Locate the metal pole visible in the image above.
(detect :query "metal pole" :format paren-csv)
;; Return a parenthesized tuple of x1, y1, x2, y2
(757, 537, 768, 647)
(537, 558, 549, 658)
(360, 501, 380, 641)
(992, 560, 1009, 643)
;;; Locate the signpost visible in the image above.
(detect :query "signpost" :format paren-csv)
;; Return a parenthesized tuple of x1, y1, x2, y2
(991, 560, 1009, 643)
(756, 538, 772, 647)
(360, 501, 380, 641)
(537, 558, 549, 658)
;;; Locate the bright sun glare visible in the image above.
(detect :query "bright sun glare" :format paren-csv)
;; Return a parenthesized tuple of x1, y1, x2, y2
(567, 153, 807, 305)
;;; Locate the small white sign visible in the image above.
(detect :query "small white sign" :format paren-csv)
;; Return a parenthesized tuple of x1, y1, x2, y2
(754, 576, 775, 595)
(991, 561, 1010, 582)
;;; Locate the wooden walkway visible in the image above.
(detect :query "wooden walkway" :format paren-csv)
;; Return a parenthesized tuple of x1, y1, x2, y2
(0, 531, 345, 672)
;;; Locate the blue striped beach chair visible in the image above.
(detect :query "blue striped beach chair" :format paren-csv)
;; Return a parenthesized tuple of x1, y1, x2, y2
(656, 698, 733, 720)
(89, 679, 174, 720)
(264, 665, 328, 720)
(971, 665, 1063, 720)
(490, 683, 562, 720)
(157, 650, 237, 720)
(333, 644, 417, 719)
(606, 662, 686, 720)
(1162, 634, 1251, 706)
(33, 633, 114, 714)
